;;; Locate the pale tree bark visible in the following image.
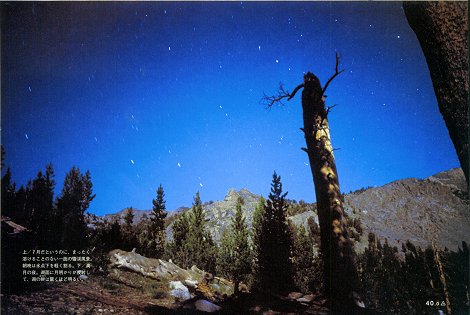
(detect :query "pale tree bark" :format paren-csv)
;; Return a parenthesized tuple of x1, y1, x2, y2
(404, 1, 469, 186)
(263, 54, 364, 311)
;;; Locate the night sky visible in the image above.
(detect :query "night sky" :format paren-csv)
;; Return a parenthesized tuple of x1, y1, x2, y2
(1, 2, 459, 216)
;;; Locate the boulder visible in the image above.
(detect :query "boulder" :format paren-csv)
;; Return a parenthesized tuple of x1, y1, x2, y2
(184, 279, 198, 289)
(194, 299, 222, 313)
(287, 292, 304, 300)
(107, 249, 234, 300)
(169, 281, 191, 301)
(297, 294, 315, 304)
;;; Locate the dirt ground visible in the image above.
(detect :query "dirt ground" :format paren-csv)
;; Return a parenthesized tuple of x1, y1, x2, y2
(1, 275, 330, 314)
(2, 275, 178, 314)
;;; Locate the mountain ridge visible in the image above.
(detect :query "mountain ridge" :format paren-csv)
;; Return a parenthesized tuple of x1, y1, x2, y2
(101, 168, 469, 252)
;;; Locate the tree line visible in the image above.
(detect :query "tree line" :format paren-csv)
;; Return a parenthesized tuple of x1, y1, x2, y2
(1, 148, 95, 292)
(2, 163, 94, 250)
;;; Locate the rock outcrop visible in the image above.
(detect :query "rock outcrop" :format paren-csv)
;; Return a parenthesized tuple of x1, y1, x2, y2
(108, 249, 233, 303)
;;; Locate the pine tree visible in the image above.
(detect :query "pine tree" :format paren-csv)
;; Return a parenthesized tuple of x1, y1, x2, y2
(217, 197, 251, 294)
(136, 213, 152, 255)
(1, 145, 5, 169)
(254, 172, 294, 293)
(26, 164, 55, 247)
(291, 224, 321, 293)
(148, 184, 167, 258)
(217, 229, 235, 277)
(122, 207, 137, 251)
(124, 207, 135, 230)
(183, 192, 217, 273)
(13, 185, 28, 226)
(1, 168, 16, 219)
(56, 167, 95, 249)
(172, 212, 189, 249)
(252, 196, 265, 288)
(166, 212, 191, 265)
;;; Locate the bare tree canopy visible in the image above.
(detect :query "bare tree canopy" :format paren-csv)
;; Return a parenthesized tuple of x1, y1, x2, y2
(262, 52, 344, 108)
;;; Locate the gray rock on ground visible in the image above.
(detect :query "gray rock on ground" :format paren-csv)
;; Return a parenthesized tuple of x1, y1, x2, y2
(169, 281, 191, 301)
(194, 299, 222, 313)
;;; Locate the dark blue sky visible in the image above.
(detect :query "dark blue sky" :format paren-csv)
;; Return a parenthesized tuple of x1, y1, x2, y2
(2, 2, 459, 216)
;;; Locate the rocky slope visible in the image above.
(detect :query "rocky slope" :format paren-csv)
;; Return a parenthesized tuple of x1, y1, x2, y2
(167, 188, 262, 242)
(343, 168, 469, 252)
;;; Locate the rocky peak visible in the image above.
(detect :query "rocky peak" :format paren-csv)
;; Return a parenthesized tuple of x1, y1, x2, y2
(224, 188, 240, 203)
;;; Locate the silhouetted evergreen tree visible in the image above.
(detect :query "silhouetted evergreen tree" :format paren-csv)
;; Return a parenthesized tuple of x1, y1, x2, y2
(1, 145, 5, 169)
(135, 213, 150, 254)
(13, 186, 29, 226)
(122, 207, 138, 251)
(1, 167, 16, 219)
(148, 185, 167, 258)
(172, 212, 190, 249)
(165, 211, 190, 263)
(291, 224, 321, 293)
(254, 172, 294, 293)
(442, 241, 470, 313)
(359, 233, 408, 312)
(87, 217, 125, 272)
(107, 219, 124, 250)
(306, 216, 321, 246)
(217, 197, 251, 294)
(357, 234, 469, 314)
(183, 192, 217, 273)
(124, 207, 135, 229)
(217, 229, 235, 278)
(252, 196, 265, 288)
(167, 193, 217, 273)
(56, 167, 95, 249)
(26, 164, 55, 247)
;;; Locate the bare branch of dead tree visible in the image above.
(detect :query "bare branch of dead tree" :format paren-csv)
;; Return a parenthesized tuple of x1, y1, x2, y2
(261, 82, 304, 108)
(322, 52, 345, 95)
(321, 104, 338, 125)
(261, 83, 291, 108)
(326, 104, 338, 114)
(262, 52, 343, 108)
(288, 83, 304, 101)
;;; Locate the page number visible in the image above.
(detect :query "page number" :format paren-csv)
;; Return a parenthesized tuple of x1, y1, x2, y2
(426, 300, 446, 307)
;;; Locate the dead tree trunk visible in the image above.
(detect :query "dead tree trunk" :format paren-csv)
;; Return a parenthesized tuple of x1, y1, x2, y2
(263, 54, 364, 311)
(404, 1, 469, 186)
